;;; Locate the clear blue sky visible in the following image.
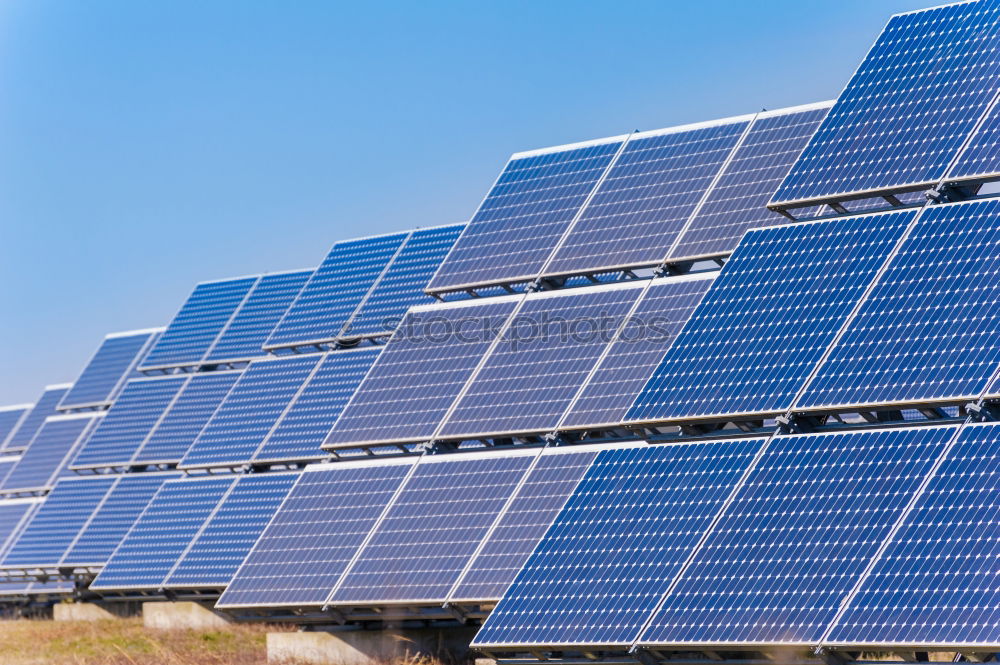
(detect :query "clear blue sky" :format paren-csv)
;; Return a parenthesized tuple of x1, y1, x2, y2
(0, 0, 933, 404)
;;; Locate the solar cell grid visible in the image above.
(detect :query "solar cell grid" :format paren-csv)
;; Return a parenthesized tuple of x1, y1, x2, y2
(59, 329, 160, 410)
(0, 406, 30, 451)
(472, 439, 764, 648)
(624, 210, 915, 424)
(1, 414, 100, 494)
(771, 1, 1000, 208)
(3, 385, 71, 453)
(0, 500, 37, 560)
(541, 117, 752, 278)
(217, 459, 415, 608)
(426, 138, 626, 293)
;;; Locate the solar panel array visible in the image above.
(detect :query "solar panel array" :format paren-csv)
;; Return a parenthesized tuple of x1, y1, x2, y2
(0, 406, 31, 452)
(2, 385, 71, 453)
(0, 414, 102, 495)
(58, 329, 162, 411)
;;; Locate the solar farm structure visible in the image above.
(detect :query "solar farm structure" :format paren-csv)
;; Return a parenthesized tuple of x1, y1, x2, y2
(4, 2, 1000, 664)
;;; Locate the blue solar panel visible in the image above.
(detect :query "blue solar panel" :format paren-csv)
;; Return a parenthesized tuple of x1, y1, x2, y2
(131, 371, 241, 465)
(325, 298, 519, 448)
(771, 2, 1000, 208)
(265, 233, 407, 350)
(800, 200, 1000, 410)
(3, 385, 71, 453)
(672, 103, 831, 259)
(253, 349, 380, 463)
(439, 285, 642, 439)
(1, 476, 117, 568)
(204, 270, 312, 363)
(541, 118, 751, 277)
(562, 276, 713, 429)
(0, 406, 30, 451)
(472, 439, 764, 648)
(164, 472, 299, 588)
(0, 414, 100, 494)
(217, 459, 415, 608)
(827, 422, 1000, 647)
(639, 426, 955, 647)
(449, 448, 598, 602)
(180, 355, 322, 468)
(329, 450, 535, 604)
(61, 473, 179, 568)
(140, 276, 258, 371)
(71, 376, 187, 470)
(59, 329, 160, 410)
(426, 138, 626, 293)
(625, 211, 914, 424)
(90, 475, 235, 590)
(343, 225, 464, 339)
(950, 98, 1000, 180)
(0, 500, 37, 559)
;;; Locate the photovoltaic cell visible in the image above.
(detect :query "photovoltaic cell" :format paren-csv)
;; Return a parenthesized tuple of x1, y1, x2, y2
(1, 415, 100, 493)
(1, 476, 117, 568)
(562, 276, 713, 429)
(164, 472, 299, 588)
(771, 2, 1000, 207)
(472, 439, 764, 648)
(950, 97, 1000, 180)
(131, 371, 241, 465)
(324, 298, 518, 448)
(673, 104, 831, 259)
(90, 476, 235, 590)
(625, 211, 914, 424)
(0, 500, 37, 559)
(640, 426, 954, 647)
(800, 200, 1000, 409)
(426, 139, 625, 293)
(61, 473, 179, 567)
(205, 270, 312, 363)
(140, 276, 258, 371)
(439, 286, 641, 439)
(265, 234, 407, 350)
(180, 355, 321, 468)
(3, 385, 71, 453)
(71, 376, 187, 469)
(542, 119, 750, 277)
(450, 448, 598, 602)
(343, 224, 464, 339)
(59, 330, 159, 410)
(253, 349, 381, 463)
(217, 459, 414, 608)
(0, 407, 30, 451)
(828, 423, 1000, 647)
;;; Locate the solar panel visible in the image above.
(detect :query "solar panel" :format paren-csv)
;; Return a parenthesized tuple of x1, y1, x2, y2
(1, 476, 117, 569)
(950, 98, 1000, 180)
(0, 406, 31, 451)
(672, 103, 832, 260)
(439, 284, 643, 440)
(130, 371, 241, 466)
(328, 449, 536, 605)
(342, 224, 465, 340)
(265, 233, 407, 350)
(90, 475, 235, 590)
(826, 422, 1000, 647)
(799, 200, 1000, 410)
(217, 458, 415, 608)
(253, 349, 381, 464)
(140, 276, 258, 371)
(541, 117, 752, 278)
(0, 414, 100, 494)
(625, 211, 915, 425)
(61, 473, 179, 569)
(426, 138, 626, 294)
(449, 447, 599, 603)
(324, 297, 519, 448)
(472, 439, 764, 648)
(204, 270, 313, 364)
(639, 426, 955, 647)
(561, 275, 713, 429)
(163, 472, 299, 589)
(179, 355, 322, 469)
(2, 385, 71, 453)
(70, 376, 187, 470)
(58, 329, 161, 411)
(0, 499, 38, 560)
(770, 2, 1000, 209)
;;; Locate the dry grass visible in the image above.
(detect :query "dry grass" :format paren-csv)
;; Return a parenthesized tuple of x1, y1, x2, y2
(0, 616, 293, 665)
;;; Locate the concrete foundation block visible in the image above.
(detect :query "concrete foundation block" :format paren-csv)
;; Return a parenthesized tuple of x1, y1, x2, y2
(268, 625, 478, 665)
(53, 602, 117, 622)
(142, 601, 232, 631)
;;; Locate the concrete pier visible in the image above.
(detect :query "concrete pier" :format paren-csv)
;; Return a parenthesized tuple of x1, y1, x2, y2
(142, 601, 232, 630)
(267, 625, 478, 665)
